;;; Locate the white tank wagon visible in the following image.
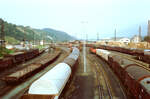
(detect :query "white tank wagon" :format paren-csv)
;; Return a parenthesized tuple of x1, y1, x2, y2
(22, 47, 80, 99)
(96, 49, 111, 61)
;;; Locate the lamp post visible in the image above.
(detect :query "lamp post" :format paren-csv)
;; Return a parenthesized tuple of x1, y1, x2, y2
(81, 21, 88, 73)
(48, 36, 54, 53)
(97, 32, 99, 41)
(114, 24, 117, 42)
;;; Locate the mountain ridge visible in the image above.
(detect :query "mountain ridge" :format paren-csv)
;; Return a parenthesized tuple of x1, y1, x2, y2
(0, 19, 75, 44)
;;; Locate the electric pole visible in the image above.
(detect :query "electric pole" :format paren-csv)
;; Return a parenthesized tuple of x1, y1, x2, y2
(139, 25, 141, 42)
(86, 34, 88, 41)
(33, 31, 35, 48)
(23, 28, 26, 47)
(97, 32, 99, 41)
(114, 28, 116, 41)
(0, 19, 5, 49)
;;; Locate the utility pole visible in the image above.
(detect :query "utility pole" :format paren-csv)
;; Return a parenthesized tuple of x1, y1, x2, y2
(43, 32, 46, 46)
(0, 19, 5, 49)
(139, 25, 141, 42)
(148, 20, 150, 37)
(45, 32, 47, 44)
(41, 32, 44, 47)
(33, 31, 35, 48)
(42, 32, 46, 47)
(139, 26, 141, 37)
(97, 32, 99, 41)
(114, 28, 116, 41)
(23, 28, 26, 47)
(86, 34, 88, 41)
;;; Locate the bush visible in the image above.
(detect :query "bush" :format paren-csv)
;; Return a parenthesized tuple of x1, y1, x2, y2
(0, 47, 14, 57)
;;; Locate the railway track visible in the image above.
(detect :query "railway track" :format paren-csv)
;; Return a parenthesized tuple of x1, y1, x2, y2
(87, 49, 127, 99)
(94, 62, 113, 99)
(87, 55, 113, 99)
(53, 47, 128, 99)
(0, 49, 69, 99)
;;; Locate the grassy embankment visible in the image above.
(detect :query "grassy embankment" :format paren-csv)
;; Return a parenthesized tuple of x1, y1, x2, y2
(0, 47, 15, 59)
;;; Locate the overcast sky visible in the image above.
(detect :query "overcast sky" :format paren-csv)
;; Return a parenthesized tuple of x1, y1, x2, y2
(0, 0, 150, 39)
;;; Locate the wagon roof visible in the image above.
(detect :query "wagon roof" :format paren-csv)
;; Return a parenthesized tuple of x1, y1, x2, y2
(126, 65, 150, 81)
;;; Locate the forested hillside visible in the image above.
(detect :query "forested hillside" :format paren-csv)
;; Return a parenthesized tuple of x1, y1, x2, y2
(0, 19, 75, 44)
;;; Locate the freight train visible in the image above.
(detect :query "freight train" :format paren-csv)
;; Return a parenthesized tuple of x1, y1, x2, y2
(92, 44, 150, 64)
(0, 49, 41, 71)
(90, 48, 150, 99)
(22, 47, 80, 99)
(1, 50, 60, 83)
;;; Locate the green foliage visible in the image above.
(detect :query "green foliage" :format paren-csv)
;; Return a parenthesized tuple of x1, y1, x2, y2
(5, 36, 20, 44)
(0, 47, 14, 58)
(144, 36, 150, 42)
(42, 28, 75, 41)
(36, 45, 46, 50)
(0, 19, 75, 44)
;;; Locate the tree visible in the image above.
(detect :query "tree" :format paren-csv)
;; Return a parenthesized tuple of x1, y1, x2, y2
(144, 36, 150, 42)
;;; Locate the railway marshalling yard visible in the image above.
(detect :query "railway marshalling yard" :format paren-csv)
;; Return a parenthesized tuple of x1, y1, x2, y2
(60, 47, 128, 99)
(0, 45, 150, 99)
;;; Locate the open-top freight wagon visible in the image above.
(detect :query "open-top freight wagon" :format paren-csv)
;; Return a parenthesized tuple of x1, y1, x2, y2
(0, 49, 40, 71)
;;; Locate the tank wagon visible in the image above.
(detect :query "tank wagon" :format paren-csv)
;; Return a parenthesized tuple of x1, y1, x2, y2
(22, 47, 80, 99)
(91, 48, 150, 99)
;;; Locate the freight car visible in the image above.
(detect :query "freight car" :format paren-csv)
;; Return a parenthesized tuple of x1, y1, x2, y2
(10, 52, 25, 64)
(0, 49, 40, 71)
(96, 49, 111, 61)
(22, 47, 80, 99)
(109, 54, 150, 99)
(2, 63, 42, 83)
(96, 45, 150, 64)
(25, 49, 39, 61)
(11, 49, 40, 64)
(89, 48, 96, 54)
(139, 50, 150, 65)
(0, 58, 13, 71)
(1, 50, 61, 83)
(92, 48, 150, 99)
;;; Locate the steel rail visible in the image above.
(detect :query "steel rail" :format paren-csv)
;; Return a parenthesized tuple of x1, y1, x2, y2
(87, 54, 113, 99)
(95, 62, 113, 99)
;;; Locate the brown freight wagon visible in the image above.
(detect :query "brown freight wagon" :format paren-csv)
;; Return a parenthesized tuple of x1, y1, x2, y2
(0, 58, 13, 70)
(109, 54, 150, 99)
(1, 63, 42, 83)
